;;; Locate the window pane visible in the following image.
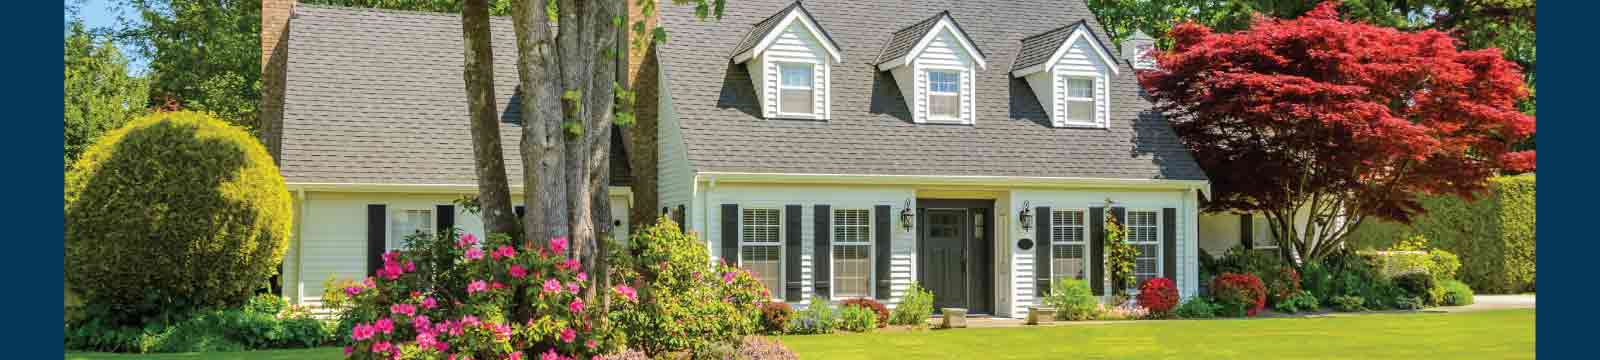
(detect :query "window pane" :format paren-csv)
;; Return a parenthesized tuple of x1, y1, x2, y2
(780, 89, 813, 114)
(1051, 210, 1085, 243)
(833, 244, 871, 298)
(1067, 99, 1094, 123)
(930, 94, 959, 118)
(1067, 78, 1094, 98)
(742, 208, 781, 243)
(833, 209, 871, 243)
(392, 209, 434, 249)
(1052, 244, 1086, 282)
(929, 71, 959, 93)
(742, 245, 782, 298)
(781, 64, 812, 88)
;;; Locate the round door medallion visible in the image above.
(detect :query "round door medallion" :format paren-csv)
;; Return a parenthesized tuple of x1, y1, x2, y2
(1017, 238, 1034, 251)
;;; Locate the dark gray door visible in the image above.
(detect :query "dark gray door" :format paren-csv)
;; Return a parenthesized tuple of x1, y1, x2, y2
(922, 209, 968, 310)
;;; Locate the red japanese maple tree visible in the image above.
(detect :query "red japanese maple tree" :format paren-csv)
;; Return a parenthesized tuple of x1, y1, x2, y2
(1138, 2, 1535, 263)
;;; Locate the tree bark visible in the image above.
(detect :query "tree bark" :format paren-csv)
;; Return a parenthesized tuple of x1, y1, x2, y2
(461, 0, 518, 237)
(511, 0, 571, 246)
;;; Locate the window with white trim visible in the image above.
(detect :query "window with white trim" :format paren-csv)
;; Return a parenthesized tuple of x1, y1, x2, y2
(778, 63, 815, 116)
(832, 209, 872, 299)
(740, 208, 783, 299)
(1050, 209, 1088, 284)
(1252, 215, 1278, 249)
(390, 208, 434, 251)
(927, 70, 961, 120)
(1065, 77, 1096, 125)
(1126, 210, 1161, 287)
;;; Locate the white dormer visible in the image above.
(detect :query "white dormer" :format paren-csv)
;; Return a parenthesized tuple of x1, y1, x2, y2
(876, 11, 988, 125)
(1012, 23, 1120, 128)
(731, 2, 843, 120)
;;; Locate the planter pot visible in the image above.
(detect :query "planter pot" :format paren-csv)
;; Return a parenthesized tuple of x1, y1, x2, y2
(940, 308, 968, 329)
(1026, 306, 1056, 325)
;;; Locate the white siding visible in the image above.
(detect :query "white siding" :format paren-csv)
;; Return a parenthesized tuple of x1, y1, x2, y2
(657, 65, 695, 232)
(751, 22, 831, 120)
(1198, 212, 1242, 257)
(1050, 36, 1112, 128)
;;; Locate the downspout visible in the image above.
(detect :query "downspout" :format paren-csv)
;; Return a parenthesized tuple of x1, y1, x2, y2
(294, 188, 307, 304)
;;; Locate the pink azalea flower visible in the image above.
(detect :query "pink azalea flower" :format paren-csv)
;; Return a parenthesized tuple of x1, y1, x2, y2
(434, 340, 450, 353)
(468, 280, 488, 294)
(383, 251, 401, 264)
(465, 247, 485, 261)
(421, 296, 438, 309)
(380, 263, 402, 280)
(540, 349, 561, 360)
(403, 260, 416, 272)
(371, 341, 393, 354)
(510, 264, 528, 279)
(723, 272, 736, 284)
(549, 236, 569, 254)
(390, 303, 416, 317)
(576, 272, 589, 282)
(543, 278, 562, 294)
(461, 315, 481, 327)
(351, 323, 375, 341)
(492, 245, 517, 260)
(412, 315, 432, 333)
(569, 298, 585, 313)
(489, 322, 512, 341)
(509, 351, 524, 360)
(614, 285, 638, 302)
(562, 259, 581, 271)
(344, 346, 354, 356)
(345, 285, 364, 297)
(364, 277, 377, 289)
(415, 333, 437, 351)
(568, 282, 580, 294)
(585, 339, 598, 349)
(458, 233, 479, 248)
(560, 327, 577, 343)
(375, 318, 395, 334)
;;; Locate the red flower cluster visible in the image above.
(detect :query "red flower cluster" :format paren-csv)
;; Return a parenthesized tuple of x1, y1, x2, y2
(1136, 278, 1180, 314)
(1212, 273, 1267, 316)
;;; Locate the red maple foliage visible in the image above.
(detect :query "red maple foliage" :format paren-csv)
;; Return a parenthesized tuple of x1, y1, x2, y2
(1138, 2, 1535, 261)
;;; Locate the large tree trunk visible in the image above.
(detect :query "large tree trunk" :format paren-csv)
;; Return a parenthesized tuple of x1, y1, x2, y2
(461, 0, 518, 237)
(511, 0, 570, 246)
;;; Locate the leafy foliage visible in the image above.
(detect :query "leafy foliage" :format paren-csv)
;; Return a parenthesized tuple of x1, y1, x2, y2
(1349, 174, 1536, 293)
(115, 0, 263, 130)
(1273, 290, 1321, 314)
(64, 21, 149, 170)
(66, 295, 334, 353)
(785, 298, 837, 335)
(1330, 295, 1366, 312)
(1136, 278, 1180, 314)
(838, 298, 889, 328)
(1140, 2, 1535, 263)
(1103, 209, 1138, 294)
(609, 218, 764, 357)
(1392, 272, 1437, 304)
(888, 282, 934, 326)
(1173, 297, 1219, 319)
(1440, 280, 1476, 306)
(838, 306, 878, 333)
(1044, 278, 1101, 321)
(65, 111, 291, 326)
(757, 301, 793, 334)
(1211, 273, 1266, 317)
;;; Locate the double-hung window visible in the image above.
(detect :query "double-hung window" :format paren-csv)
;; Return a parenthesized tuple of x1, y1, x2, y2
(927, 70, 961, 120)
(1125, 210, 1161, 287)
(832, 209, 873, 298)
(390, 208, 434, 251)
(740, 208, 784, 300)
(1251, 215, 1278, 249)
(1049, 209, 1089, 284)
(778, 63, 815, 116)
(1064, 77, 1096, 125)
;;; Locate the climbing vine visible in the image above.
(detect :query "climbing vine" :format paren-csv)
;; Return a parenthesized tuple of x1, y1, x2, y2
(1104, 208, 1138, 296)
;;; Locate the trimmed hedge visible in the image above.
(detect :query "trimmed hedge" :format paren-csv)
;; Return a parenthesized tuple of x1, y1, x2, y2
(1350, 174, 1535, 293)
(65, 111, 293, 325)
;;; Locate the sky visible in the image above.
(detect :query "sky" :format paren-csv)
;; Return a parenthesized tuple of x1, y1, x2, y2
(66, 0, 149, 75)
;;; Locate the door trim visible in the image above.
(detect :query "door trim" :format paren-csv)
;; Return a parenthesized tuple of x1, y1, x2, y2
(915, 198, 996, 314)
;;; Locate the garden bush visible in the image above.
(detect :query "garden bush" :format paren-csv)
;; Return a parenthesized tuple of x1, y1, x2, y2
(1330, 295, 1366, 312)
(1392, 272, 1437, 304)
(64, 111, 293, 326)
(1349, 174, 1535, 293)
(1441, 280, 1476, 306)
(1173, 297, 1219, 319)
(1043, 278, 1100, 321)
(1394, 296, 1425, 310)
(1264, 266, 1302, 306)
(1212, 247, 1283, 280)
(786, 298, 837, 335)
(1299, 261, 1336, 304)
(65, 295, 335, 353)
(1136, 278, 1179, 315)
(1273, 291, 1320, 314)
(889, 282, 934, 326)
(838, 298, 889, 328)
(838, 306, 877, 332)
(1211, 273, 1266, 317)
(757, 302, 793, 334)
(611, 218, 766, 356)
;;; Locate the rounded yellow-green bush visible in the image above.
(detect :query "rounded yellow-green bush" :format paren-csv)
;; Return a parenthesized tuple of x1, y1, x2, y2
(65, 111, 291, 323)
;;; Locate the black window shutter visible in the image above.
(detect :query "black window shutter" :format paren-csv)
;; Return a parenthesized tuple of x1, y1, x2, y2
(721, 204, 739, 266)
(813, 205, 832, 297)
(1088, 207, 1104, 296)
(873, 205, 892, 300)
(1163, 208, 1178, 284)
(514, 205, 526, 219)
(1110, 207, 1127, 293)
(784, 205, 803, 302)
(436, 205, 456, 236)
(1035, 206, 1051, 298)
(367, 204, 386, 277)
(1240, 214, 1253, 250)
(678, 205, 689, 234)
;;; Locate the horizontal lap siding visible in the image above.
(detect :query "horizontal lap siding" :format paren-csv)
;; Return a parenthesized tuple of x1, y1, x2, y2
(657, 68, 694, 232)
(1052, 37, 1110, 127)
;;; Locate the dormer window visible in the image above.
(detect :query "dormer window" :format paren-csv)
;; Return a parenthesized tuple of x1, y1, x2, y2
(876, 11, 989, 125)
(778, 63, 816, 116)
(1013, 22, 1120, 128)
(730, 2, 843, 120)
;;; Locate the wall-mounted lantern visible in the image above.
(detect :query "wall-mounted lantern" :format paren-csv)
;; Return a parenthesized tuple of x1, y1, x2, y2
(900, 199, 915, 231)
(1019, 200, 1034, 231)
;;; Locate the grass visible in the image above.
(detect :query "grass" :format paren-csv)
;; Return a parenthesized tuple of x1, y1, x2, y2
(779, 309, 1535, 359)
(65, 310, 1533, 359)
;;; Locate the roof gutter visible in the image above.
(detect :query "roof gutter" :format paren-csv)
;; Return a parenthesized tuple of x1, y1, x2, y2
(284, 182, 633, 197)
(694, 171, 1210, 197)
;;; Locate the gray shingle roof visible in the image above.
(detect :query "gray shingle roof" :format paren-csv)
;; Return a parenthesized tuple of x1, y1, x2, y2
(730, 1, 800, 58)
(658, 0, 1206, 181)
(1012, 20, 1088, 73)
(279, 4, 629, 186)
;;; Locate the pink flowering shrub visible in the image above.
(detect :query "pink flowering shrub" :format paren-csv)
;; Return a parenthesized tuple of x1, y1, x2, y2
(608, 218, 765, 357)
(325, 229, 624, 360)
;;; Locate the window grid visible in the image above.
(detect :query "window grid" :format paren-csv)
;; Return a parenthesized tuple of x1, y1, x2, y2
(1050, 209, 1088, 284)
(740, 208, 783, 300)
(832, 209, 872, 298)
(778, 63, 815, 116)
(391, 208, 434, 251)
(1065, 77, 1095, 124)
(1126, 210, 1160, 287)
(927, 70, 961, 120)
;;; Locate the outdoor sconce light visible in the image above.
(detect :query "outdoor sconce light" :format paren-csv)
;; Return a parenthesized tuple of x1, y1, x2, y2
(1019, 200, 1034, 231)
(900, 199, 915, 231)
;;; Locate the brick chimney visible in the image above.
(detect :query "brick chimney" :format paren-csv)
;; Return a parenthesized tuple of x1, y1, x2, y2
(624, 0, 661, 227)
(260, 0, 296, 162)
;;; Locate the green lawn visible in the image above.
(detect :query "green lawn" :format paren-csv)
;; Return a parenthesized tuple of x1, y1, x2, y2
(779, 309, 1535, 359)
(67, 310, 1533, 359)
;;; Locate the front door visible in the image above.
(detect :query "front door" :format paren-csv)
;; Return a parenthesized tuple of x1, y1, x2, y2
(921, 209, 968, 310)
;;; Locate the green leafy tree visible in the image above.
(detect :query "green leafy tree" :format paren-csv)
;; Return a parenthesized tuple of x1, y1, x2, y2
(301, 0, 514, 15)
(114, 0, 262, 131)
(64, 21, 149, 170)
